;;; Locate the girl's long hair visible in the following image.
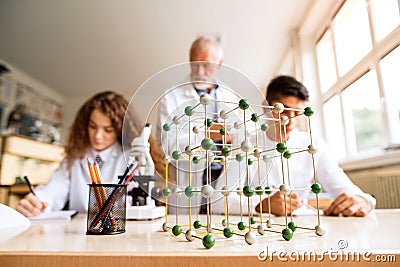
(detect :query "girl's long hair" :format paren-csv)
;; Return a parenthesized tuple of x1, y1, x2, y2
(64, 91, 165, 176)
(64, 91, 128, 169)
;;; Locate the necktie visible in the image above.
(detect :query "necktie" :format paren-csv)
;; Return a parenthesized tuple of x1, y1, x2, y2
(95, 154, 104, 170)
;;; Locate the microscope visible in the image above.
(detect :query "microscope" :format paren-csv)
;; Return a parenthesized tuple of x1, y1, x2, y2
(126, 123, 165, 220)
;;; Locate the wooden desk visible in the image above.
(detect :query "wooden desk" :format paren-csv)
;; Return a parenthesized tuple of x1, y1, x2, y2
(0, 210, 399, 267)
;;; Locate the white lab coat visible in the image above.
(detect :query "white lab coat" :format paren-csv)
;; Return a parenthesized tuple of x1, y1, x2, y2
(35, 142, 127, 212)
(156, 82, 241, 151)
(211, 129, 376, 215)
(156, 81, 241, 214)
(156, 82, 375, 216)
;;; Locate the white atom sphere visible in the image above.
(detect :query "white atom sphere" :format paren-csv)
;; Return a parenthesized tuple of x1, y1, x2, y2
(221, 185, 231, 196)
(308, 144, 318, 154)
(201, 184, 214, 198)
(222, 219, 228, 227)
(162, 155, 170, 164)
(245, 231, 256, 245)
(200, 93, 211, 105)
(253, 148, 261, 158)
(257, 224, 265, 235)
(162, 222, 171, 232)
(185, 229, 196, 241)
(266, 219, 274, 228)
(262, 154, 270, 162)
(280, 115, 289, 126)
(185, 145, 193, 156)
(171, 186, 182, 197)
(240, 140, 252, 152)
(279, 184, 291, 195)
(273, 103, 285, 114)
(172, 116, 181, 125)
(208, 152, 216, 161)
(236, 187, 243, 195)
(315, 225, 326, 236)
(192, 126, 199, 134)
(219, 110, 229, 120)
(234, 121, 242, 129)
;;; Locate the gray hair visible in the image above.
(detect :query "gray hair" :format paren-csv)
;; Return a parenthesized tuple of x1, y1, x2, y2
(189, 35, 223, 61)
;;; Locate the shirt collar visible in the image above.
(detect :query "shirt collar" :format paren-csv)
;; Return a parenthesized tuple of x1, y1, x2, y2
(90, 142, 120, 161)
(194, 83, 219, 96)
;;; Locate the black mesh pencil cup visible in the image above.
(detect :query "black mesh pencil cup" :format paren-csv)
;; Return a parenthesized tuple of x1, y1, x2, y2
(86, 184, 127, 235)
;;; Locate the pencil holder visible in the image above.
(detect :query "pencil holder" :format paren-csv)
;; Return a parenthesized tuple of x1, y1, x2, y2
(86, 184, 127, 235)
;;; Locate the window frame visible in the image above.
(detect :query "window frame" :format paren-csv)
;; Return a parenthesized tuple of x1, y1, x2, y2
(276, 0, 400, 167)
(315, 0, 399, 162)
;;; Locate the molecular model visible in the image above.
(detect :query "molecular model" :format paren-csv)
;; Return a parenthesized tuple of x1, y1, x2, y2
(159, 93, 326, 249)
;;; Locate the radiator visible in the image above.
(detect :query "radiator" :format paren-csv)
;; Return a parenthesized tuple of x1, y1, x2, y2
(345, 167, 400, 209)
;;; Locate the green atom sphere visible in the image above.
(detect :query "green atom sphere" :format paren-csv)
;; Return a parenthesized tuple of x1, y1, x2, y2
(236, 153, 243, 162)
(248, 158, 253, 165)
(311, 183, 322, 194)
(172, 150, 181, 160)
(304, 107, 314, 116)
(184, 185, 194, 197)
(163, 123, 171, 131)
(261, 124, 269, 131)
(162, 187, 171, 197)
(192, 156, 200, 164)
(265, 186, 272, 195)
(255, 185, 264, 195)
(205, 118, 213, 127)
(184, 106, 194, 116)
(283, 150, 292, 159)
(193, 220, 202, 229)
(223, 227, 233, 238)
(202, 234, 215, 249)
(221, 146, 230, 157)
(201, 138, 214, 150)
(219, 127, 226, 135)
(282, 228, 293, 241)
(243, 185, 254, 197)
(239, 99, 250, 110)
(238, 221, 246, 230)
(250, 217, 256, 224)
(251, 113, 259, 122)
(172, 225, 182, 236)
(276, 142, 287, 153)
(288, 221, 297, 232)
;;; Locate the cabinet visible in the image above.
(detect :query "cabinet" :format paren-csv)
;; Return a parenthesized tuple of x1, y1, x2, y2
(0, 135, 64, 207)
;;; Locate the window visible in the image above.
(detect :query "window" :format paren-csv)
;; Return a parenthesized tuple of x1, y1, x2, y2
(380, 46, 400, 145)
(314, 0, 400, 161)
(341, 70, 384, 154)
(323, 95, 346, 159)
(369, 0, 400, 42)
(333, 0, 372, 76)
(316, 28, 337, 92)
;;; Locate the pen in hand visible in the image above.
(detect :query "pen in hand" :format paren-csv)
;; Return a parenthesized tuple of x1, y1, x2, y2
(23, 175, 47, 213)
(24, 175, 37, 197)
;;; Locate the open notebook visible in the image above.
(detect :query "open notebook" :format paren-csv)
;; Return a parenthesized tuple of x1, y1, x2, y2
(29, 210, 78, 221)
